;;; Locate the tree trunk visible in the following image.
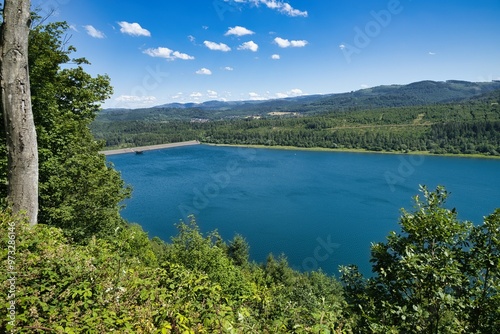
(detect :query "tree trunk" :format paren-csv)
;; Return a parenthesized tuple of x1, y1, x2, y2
(1, 0, 38, 225)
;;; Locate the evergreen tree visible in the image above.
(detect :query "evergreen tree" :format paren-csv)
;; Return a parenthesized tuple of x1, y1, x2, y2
(227, 234, 250, 267)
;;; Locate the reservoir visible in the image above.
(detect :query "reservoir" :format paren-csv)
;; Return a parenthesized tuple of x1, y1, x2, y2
(107, 145, 500, 276)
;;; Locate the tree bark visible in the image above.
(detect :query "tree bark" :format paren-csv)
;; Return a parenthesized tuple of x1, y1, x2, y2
(1, 0, 38, 225)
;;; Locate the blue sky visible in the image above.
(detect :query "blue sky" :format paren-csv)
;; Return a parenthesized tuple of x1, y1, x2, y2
(36, 0, 500, 108)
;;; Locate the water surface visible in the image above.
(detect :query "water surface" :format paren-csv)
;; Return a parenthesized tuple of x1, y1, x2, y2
(108, 145, 500, 276)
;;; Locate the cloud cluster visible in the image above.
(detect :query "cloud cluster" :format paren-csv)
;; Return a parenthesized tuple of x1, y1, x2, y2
(116, 95, 157, 103)
(207, 90, 219, 98)
(85, 21, 152, 39)
(235, 0, 308, 17)
(201, 27, 305, 55)
(105, 2, 309, 108)
(248, 92, 267, 100)
(247, 88, 303, 101)
(274, 37, 308, 48)
(143, 47, 194, 61)
(114, 95, 157, 108)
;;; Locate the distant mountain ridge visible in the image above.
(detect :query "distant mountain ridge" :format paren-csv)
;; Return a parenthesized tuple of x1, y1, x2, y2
(151, 80, 500, 110)
(152, 95, 324, 111)
(99, 80, 500, 122)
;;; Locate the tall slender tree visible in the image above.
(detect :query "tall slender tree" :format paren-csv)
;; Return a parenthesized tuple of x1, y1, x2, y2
(0, 0, 38, 225)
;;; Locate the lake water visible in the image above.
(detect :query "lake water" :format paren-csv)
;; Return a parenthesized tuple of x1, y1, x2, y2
(107, 145, 500, 276)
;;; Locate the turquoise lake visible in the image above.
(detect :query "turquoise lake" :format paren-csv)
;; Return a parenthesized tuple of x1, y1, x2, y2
(107, 145, 500, 276)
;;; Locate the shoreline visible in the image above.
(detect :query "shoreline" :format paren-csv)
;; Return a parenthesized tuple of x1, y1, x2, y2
(100, 140, 200, 156)
(207, 143, 500, 160)
(100, 140, 500, 160)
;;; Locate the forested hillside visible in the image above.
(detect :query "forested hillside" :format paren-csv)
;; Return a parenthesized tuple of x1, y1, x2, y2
(93, 90, 500, 156)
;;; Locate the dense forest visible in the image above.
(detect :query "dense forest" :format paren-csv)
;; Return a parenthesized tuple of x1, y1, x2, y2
(1, 17, 499, 334)
(93, 92, 500, 156)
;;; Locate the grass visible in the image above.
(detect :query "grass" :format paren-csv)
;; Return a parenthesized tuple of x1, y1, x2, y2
(207, 143, 500, 159)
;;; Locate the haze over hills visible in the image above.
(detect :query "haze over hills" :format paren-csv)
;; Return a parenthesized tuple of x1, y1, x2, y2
(98, 80, 500, 122)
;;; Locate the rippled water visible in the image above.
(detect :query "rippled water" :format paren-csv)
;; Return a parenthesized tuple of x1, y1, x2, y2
(108, 145, 500, 276)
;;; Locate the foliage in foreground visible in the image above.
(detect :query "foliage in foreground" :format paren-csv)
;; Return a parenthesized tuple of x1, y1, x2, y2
(1, 186, 499, 333)
(341, 186, 500, 333)
(0, 212, 350, 333)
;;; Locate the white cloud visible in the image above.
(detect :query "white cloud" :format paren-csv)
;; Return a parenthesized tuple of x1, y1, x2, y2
(428, 52, 437, 56)
(190, 92, 203, 97)
(238, 41, 259, 52)
(224, 66, 234, 71)
(84, 25, 105, 39)
(339, 44, 346, 50)
(274, 37, 291, 48)
(276, 88, 303, 98)
(143, 47, 194, 61)
(237, 0, 308, 17)
(225, 26, 255, 36)
(288, 88, 303, 96)
(116, 95, 156, 102)
(196, 68, 212, 75)
(118, 21, 151, 37)
(274, 37, 308, 48)
(361, 84, 369, 89)
(143, 47, 172, 58)
(271, 54, 281, 60)
(248, 92, 265, 100)
(115, 95, 157, 108)
(204, 41, 231, 52)
(188, 35, 196, 43)
(207, 90, 218, 98)
(276, 1, 308, 17)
